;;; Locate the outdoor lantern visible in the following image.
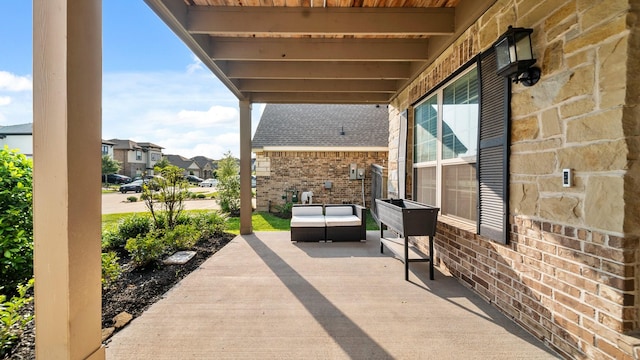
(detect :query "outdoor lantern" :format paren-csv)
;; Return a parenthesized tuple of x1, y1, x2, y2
(494, 26, 541, 86)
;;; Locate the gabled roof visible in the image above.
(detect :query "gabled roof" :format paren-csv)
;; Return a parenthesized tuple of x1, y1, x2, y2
(165, 154, 197, 169)
(137, 142, 164, 150)
(108, 139, 142, 150)
(0, 123, 32, 135)
(191, 155, 216, 169)
(252, 104, 389, 150)
(101, 139, 116, 145)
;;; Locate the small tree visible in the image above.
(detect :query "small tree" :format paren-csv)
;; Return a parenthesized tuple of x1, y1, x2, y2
(153, 156, 171, 170)
(101, 155, 121, 183)
(142, 165, 189, 230)
(0, 147, 33, 295)
(217, 151, 241, 215)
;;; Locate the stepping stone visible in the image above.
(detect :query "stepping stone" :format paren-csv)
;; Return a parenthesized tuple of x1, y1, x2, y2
(163, 251, 196, 265)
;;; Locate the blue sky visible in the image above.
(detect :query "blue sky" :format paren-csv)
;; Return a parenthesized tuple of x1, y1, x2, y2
(0, 1, 263, 159)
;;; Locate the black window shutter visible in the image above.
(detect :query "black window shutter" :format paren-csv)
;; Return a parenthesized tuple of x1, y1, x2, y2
(477, 49, 510, 244)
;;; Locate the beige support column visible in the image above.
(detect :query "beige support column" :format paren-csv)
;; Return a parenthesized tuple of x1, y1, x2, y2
(239, 100, 253, 235)
(33, 1, 105, 359)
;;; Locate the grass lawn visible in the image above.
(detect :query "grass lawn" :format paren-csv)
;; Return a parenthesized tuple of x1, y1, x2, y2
(102, 209, 379, 234)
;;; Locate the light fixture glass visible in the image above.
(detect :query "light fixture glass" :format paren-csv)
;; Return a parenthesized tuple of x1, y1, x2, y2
(494, 26, 540, 86)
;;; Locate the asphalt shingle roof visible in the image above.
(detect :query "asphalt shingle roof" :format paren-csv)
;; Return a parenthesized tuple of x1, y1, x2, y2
(252, 104, 389, 149)
(165, 154, 196, 169)
(0, 123, 32, 135)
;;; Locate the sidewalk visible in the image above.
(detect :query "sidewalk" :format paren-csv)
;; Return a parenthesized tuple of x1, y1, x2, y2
(105, 231, 560, 359)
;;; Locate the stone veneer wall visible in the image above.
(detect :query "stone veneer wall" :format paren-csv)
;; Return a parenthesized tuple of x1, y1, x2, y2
(388, 0, 640, 359)
(254, 150, 387, 211)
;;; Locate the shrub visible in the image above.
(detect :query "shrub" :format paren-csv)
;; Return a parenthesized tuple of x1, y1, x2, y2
(126, 196, 138, 202)
(117, 214, 151, 242)
(217, 175, 240, 215)
(0, 147, 33, 295)
(196, 193, 206, 199)
(101, 228, 121, 250)
(124, 230, 168, 267)
(164, 224, 199, 251)
(101, 252, 121, 288)
(191, 211, 227, 239)
(0, 279, 34, 358)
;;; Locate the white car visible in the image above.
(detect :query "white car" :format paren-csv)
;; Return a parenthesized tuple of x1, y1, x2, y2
(199, 178, 218, 187)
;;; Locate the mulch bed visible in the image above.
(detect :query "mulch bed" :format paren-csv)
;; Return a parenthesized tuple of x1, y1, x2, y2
(4, 234, 234, 360)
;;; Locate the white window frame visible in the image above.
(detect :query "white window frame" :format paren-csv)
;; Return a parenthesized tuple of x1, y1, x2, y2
(413, 65, 478, 225)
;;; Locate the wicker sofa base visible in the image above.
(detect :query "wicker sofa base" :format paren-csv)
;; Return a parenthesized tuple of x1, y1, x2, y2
(291, 226, 325, 242)
(325, 226, 364, 242)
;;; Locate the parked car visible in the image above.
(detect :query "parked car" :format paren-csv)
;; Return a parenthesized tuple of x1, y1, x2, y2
(251, 175, 256, 188)
(119, 179, 143, 193)
(103, 173, 131, 184)
(185, 175, 203, 184)
(199, 178, 218, 187)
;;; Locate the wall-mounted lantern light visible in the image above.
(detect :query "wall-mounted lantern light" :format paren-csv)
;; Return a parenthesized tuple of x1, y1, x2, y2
(494, 26, 541, 86)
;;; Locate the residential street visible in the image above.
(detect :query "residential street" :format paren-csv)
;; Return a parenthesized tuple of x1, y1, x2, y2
(102, 187, 220, 214)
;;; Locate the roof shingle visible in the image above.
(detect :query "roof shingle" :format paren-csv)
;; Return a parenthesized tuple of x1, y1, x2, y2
(252, 104, 389, 149)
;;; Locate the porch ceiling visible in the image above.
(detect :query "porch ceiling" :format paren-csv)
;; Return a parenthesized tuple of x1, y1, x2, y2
(144, 0, 495, 104)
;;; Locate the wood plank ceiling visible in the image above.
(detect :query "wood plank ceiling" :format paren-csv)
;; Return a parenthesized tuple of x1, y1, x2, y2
(144, 0, 495, 104)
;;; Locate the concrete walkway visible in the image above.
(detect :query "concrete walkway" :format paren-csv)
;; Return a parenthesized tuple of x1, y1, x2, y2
(106, 232, 560, 360)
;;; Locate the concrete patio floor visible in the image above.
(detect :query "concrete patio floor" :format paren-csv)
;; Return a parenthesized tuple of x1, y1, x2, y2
(105, 231, 560, 359)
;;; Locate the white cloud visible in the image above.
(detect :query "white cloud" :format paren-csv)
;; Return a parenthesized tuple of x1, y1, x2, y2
(0, 70, 32, 125)
(0, 71, 32, 92)
(186, 55, 205, 74)
(0, 66, 255, 159)
(101, 69, 245, 159)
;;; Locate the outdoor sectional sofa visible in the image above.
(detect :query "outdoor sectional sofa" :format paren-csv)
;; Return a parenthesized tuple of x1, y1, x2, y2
(290, 204, 366, 242)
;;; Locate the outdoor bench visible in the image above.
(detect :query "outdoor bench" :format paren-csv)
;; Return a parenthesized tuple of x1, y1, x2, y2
(290, 204, 366, 242)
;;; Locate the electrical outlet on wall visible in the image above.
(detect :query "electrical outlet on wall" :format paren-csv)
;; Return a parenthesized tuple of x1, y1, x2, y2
(349, 163, 357, 180)
(356, 168, 365, 179)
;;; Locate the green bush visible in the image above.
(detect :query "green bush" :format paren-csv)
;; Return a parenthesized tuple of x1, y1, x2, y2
(126, 196, 138, 202)
(196, 193, 206, 199)
(124, 230, 168, 267)
(0, 147, 33, 295)
(118, 214, 151, 242)
(218, 175, 240, 215)
(101, 228, 121, 250)
(165, 224, 199, 251)
(191, 211, 227, 239)
(101, 252, 121, 288)
(0, 279, 34, 358)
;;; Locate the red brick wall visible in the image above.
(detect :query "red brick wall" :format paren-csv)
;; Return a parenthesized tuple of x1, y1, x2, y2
(411, 216, 638, 359)
(255, 150, 387, 211)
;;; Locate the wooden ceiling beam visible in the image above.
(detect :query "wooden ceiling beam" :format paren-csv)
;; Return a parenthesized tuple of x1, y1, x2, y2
(225, 61, 412, 79)
(209, 38, 430, 61)
(236, 79, 399, 93)
(188, 7, 455, 36)
(247, 92, 392, 104)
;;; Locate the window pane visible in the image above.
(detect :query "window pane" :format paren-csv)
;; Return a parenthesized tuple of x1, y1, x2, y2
(414, 96, 438, 163)
(442, 69, 478, 160)
(415, 166, 436, 206)
(442, 163, 477, 221)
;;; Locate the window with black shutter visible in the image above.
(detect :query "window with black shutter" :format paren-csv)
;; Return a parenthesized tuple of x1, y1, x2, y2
(478, 49, 510, 244)
(411, 49, 509, 244)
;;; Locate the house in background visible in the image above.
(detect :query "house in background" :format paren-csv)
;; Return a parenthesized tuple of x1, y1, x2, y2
(252, 104, 389, 211)
(108, 139, 164, 178)
(191, 155, 216, 179)
(0, 123, 33, 157)
(165, 154, 201, 177)
(101, 139, 115, 159)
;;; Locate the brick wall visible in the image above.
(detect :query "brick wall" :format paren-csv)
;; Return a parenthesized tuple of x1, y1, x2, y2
(389, 0, 640, 359)
(254, 150, 387, 211)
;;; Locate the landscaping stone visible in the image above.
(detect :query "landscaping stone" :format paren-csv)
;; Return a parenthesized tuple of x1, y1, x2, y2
(113, 312, 133, 329)
(163, 251, 197, 265)
(102, 327, 115, 342)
